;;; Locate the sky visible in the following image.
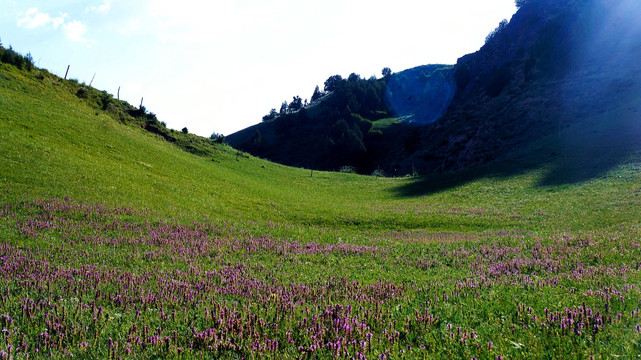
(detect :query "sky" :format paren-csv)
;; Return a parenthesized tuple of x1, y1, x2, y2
(1, 0, 517, 136)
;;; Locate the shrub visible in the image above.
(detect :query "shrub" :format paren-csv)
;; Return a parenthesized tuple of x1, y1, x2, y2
(210, 132, 225, 143)
(181, 127, 189, 134)
(339, 166, 356, 174)
(1, 46, 25, 69)
(262, 109, 278, 122)
(76, 87, 89, 99)
(24, 52, 34, 71)
(98, 91, 112, 110)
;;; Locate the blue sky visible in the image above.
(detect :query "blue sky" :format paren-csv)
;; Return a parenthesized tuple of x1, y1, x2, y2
(1, 1, 517, 136)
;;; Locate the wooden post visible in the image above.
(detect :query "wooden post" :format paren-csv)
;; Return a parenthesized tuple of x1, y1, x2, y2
(64, 65, 70, 80)
(117, 86, 120, 100)
(310, 169, 313, 177)
(140, 97, 144, 109)
(89, 73, 96, 87)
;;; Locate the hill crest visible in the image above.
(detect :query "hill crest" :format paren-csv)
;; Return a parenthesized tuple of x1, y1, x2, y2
(228, 0, 641, 180)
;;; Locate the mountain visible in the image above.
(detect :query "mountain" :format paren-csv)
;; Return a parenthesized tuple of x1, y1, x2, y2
(226, 65, 459, 175)
(401, 0, 641, 177)
(228, 0, 641, 179)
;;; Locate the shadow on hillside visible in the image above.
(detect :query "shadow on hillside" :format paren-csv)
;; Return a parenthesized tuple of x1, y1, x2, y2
(537, 108, 641, 186)
(392, 105, 641, 198)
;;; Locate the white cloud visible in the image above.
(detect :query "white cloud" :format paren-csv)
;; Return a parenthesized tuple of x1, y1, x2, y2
(17, 7, 90, 43)
(63, 21, 89, 43)
(86, 0, 113, 13)
(17, 8, 65, 29)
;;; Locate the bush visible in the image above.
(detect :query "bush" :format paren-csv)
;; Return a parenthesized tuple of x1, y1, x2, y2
(1, 46, 25, 69)
(339, 166, 356, 174)
(98, 91, 113, 110)
(262, 108, 278, 122)
(181, 127, 189, 134)
(24, 52, 34, 71)
(210, 132, 225, 143)
(371, 169, 386, 177)
(76, 87, 89, 99)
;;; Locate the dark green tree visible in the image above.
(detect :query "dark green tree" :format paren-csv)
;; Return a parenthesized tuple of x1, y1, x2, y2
(25, 52, 34, 71)
(382, 67, 392, 78)
(288, 96, 303, 112)
(324, 75, 343, 92)
(263, 108, 278, 122)
(210, 132, 225, 143)
(515, 0, 529, 8)
(181, 127, 189, 134)
(311, 85, 323, 102)
(279, 101, 288, 115)
(251, 129, 264, 145)
(485, 19, 508, 44)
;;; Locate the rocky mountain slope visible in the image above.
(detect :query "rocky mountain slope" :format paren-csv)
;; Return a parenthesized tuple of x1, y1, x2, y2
(401, 0, 641, 175)
(229, 0, 641, 178)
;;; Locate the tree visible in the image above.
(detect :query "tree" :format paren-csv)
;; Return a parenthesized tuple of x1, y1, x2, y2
(1, 46, 24, 69)
(328, 119, 366, 167)
(348, 73, 360, 82)
(25, 52, 34, 71)
(324, 75, 343, 92)
(515, 0, 529, 8)
(250, 130, 264, 145)
(181, 127, 189, 134)
(279, 101, 288, 115)
(311, 85, 323, 102)
(210, 132, 225, 143)
(382, 67, 392, 78)
(485, 19, 508, 44)
(288, 96, 303, 112)
(263, 108, 278, 122)
(298, 107, 309, 123)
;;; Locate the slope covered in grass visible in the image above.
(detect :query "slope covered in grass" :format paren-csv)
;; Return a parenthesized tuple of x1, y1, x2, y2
(1, 59, 641, 358)
(3, 62, 641, 234)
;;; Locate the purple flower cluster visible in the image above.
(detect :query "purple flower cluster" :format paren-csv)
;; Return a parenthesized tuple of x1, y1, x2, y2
(1, 197, 640, 358)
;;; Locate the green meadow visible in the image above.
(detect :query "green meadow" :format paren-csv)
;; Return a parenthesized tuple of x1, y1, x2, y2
(1, 62, 641, 359)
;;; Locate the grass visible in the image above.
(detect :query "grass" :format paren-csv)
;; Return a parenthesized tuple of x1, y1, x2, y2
(370, 116, 420, 131)
(1, 62, 641, 358)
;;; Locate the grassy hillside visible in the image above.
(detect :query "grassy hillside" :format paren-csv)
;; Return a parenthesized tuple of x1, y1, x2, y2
(3, 59, 641, 233)
(2, 60, 641, 358)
